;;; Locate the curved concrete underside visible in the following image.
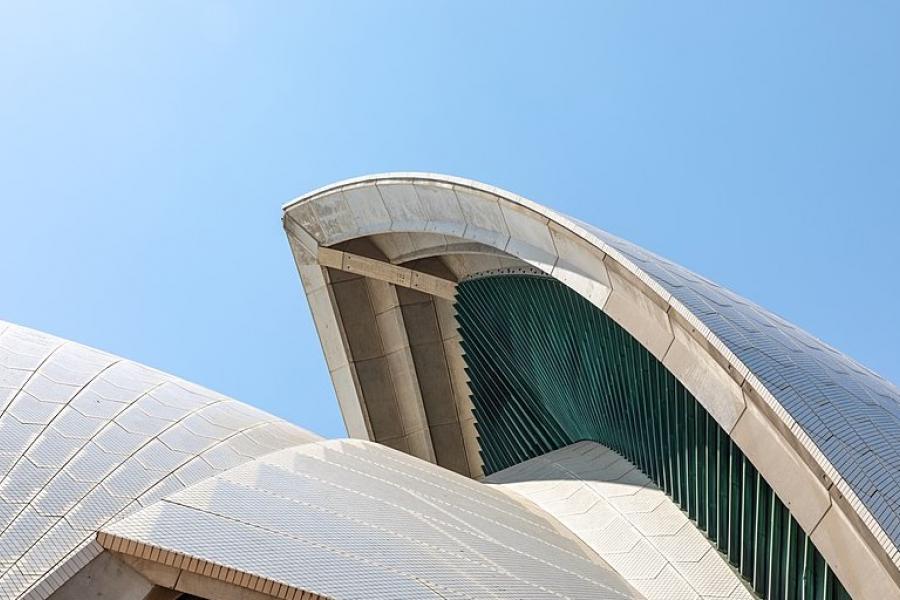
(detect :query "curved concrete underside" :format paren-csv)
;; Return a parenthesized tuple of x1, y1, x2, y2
(0, 321, 319, 599)
(487, 442, 754, 600)
(284, 173, 900, 599)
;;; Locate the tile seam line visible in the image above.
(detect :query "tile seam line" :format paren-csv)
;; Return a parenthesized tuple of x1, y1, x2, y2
(66, 412, 307, 550)
(253, 453, 599, 568)
(118, 497, 477, 600)
(341, 443, 525, 512)
(545, 458, 720, 600)
(0, 378, 170, 581)
(159, 472, 527, 600)
(0, 359, 123, 490)
(0, 341, 67, 421)
(0, 395, 235, 583)
(325, 442, 564, 535)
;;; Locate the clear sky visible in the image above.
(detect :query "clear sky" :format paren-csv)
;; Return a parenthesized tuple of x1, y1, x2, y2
(1, 2, 898, 438)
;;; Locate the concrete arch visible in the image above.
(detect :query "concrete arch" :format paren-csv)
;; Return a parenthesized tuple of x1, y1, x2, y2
(284, 173, 900, 599)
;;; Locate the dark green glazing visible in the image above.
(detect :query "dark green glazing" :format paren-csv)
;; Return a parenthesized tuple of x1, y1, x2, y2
(455, 274, 849, 600)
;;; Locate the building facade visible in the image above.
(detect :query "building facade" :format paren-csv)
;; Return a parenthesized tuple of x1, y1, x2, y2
(284, 174, 900, 600)
(0, 173, 897, 599)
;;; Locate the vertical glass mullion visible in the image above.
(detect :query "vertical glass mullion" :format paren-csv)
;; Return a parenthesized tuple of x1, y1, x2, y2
(755, 477, 771, 596)
(707, 417, 719, 541)
(741, 457, 757, 580)
(686, 394, 697, 520)
(697, 407, 708, 531)
(786, 516, 799, 600)
(663, 372, 676, 497)
(770, 499, 785, 600)
(729, 439, 742, 566)
(718, 427, 730, 553)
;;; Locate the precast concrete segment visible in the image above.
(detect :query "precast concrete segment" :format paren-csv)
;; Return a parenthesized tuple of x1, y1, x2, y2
(0, 321, 319, 600)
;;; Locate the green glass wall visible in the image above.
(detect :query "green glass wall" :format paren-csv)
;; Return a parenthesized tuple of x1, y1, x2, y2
(455, 274, 849, 600)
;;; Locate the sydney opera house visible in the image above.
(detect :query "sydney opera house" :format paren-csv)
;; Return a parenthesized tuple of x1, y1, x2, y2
(1, 174, 898, 600)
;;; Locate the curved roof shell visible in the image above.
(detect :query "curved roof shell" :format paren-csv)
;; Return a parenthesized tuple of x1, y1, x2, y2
(487, 441, 755, 600)
(284, 173, 900, 599)
(100, 438, 643, 600)
(0, 321, 319, 599)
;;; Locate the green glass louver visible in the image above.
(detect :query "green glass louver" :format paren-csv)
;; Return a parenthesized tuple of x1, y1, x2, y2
(455, 274, 850, 600)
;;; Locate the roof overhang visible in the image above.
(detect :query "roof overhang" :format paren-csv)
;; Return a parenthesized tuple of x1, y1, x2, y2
(283, 173, 900, 599)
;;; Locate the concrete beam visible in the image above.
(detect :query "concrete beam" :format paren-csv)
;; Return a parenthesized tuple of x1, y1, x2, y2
(318, 247, 457, 300)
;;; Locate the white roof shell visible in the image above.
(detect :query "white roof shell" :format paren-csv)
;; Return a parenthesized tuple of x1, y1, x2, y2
(0, 321, 319, 599)
(488, 442, 755, 600)
(284, 172, 900, 599)
(101, 439, 642, 600)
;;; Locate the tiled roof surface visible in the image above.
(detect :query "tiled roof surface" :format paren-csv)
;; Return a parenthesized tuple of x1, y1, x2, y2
(488, 442, 755, 600)
(585, 224, 900, 550)
(102, 439, 643, 600)
(0, 321, 319, 599)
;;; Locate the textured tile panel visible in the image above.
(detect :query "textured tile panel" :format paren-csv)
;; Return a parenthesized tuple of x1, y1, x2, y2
(581, 223, 900, 551)
(102, 439, 644, 600)
(0, 321, 320, 599)
(488, 442, 753, 600)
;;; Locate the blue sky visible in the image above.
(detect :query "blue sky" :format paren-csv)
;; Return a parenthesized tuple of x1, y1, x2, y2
(1, 2, 898, 438)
